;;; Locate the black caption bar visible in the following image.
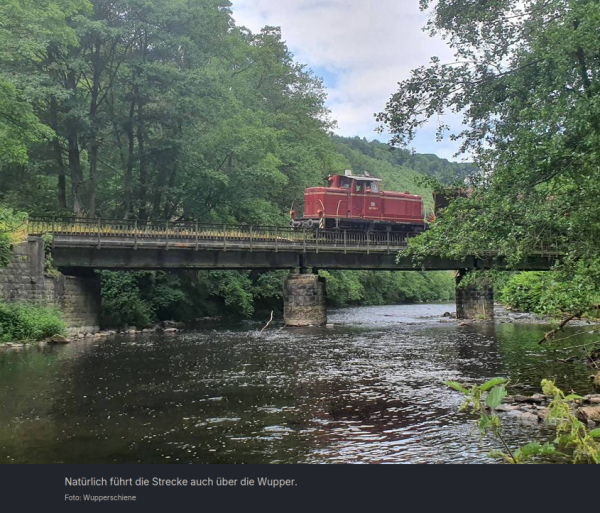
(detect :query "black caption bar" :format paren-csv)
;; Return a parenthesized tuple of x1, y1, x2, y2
(1, 464, 597, 511)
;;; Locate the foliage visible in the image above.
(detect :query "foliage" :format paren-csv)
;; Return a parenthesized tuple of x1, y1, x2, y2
(0, 0, 343, 218)
(0, 208, 27, 267)
(98, 269, 291, 327)
(500, 273, 548, 314)
(380, 0, 600, 320)
(320, 270, 455, 307)
(446, 378, 600, 464)
(500, 268, 600, 320)
(98, 271, 156, 328)
(541, 379, 600, 464)
(206, 271, 255, 318)
(445, 377, 519, 461)
(0, 301, 66, 342)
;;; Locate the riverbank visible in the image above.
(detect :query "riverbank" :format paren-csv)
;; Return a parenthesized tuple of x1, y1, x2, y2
(439, 304, 595, 326)
(0, 317, 225, 348)
(1, 302, 596, 347)
(496, 393, 600, 426)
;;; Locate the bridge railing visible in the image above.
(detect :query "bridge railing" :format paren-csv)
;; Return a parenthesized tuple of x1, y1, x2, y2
(28, 217, 409, 252)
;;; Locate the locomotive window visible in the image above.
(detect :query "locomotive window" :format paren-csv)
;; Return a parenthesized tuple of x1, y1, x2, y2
(355, 182, 362, 193)
(341, 177, 351, 189)
(371, 182, 379, 193)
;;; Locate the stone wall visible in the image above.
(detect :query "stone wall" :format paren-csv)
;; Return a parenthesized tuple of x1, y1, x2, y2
(283, 272, 327, 327)
(0, 237, 100, 334)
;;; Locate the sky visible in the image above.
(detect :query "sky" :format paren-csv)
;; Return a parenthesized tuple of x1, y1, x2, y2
(231, 0, 468, 162)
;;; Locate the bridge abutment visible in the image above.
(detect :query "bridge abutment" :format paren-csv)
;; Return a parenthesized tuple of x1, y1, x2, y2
(283, 271, 327, 327)
(0, 237, 101, 334)
(455, 270, 494, 320)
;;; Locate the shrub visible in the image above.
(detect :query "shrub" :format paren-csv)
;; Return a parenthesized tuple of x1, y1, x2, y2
(501, 272, 548, 314)
(98, 271, 156, 328)
(0, 302, 66, 342)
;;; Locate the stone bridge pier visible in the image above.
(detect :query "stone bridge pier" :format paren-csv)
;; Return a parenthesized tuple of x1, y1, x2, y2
(283, 269, 327, 327)
(0, 237, 101, 334)
(455, 270, 494, 320)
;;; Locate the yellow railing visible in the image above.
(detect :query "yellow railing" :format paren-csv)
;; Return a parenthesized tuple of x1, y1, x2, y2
(28, 217, 410, 253)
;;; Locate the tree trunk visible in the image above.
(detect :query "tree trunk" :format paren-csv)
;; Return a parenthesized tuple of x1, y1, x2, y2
(66, 69, 85, 214)
(88, 40, 101, 218)
(136, 90, 149, 219)
(124, 96, 136, 218)
(50, 96, 67, 210)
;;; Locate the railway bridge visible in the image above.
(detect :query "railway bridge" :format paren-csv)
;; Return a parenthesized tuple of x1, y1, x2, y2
(11, 218, 560, 330)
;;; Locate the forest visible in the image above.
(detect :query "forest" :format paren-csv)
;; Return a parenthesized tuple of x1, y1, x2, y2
(0, 0, 468, 327)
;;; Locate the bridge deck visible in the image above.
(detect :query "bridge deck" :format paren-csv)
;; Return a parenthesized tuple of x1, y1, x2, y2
(28, 218, 560, 271)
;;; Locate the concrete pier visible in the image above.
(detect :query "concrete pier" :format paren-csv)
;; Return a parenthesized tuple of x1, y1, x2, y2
(283, 271, 327, 327)
(455, 271, 494, 320)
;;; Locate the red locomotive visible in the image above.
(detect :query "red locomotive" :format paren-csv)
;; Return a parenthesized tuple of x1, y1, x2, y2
(291, 170, 425, 234)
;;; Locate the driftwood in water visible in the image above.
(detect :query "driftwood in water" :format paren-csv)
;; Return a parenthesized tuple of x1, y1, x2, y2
(538, 305, 600, 345)
(260, 311, 274, 334)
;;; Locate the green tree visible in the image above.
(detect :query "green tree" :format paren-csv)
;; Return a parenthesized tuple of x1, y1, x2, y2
(379, 0, 600, 317)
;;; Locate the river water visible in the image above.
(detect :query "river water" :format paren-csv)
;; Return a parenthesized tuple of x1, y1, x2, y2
(0, 304, 595, 464)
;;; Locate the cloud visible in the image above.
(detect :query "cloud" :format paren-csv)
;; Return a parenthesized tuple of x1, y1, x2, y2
(231, 0, 465, 161)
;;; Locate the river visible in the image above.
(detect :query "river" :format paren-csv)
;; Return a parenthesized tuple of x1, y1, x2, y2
(0, 303, 595, 464)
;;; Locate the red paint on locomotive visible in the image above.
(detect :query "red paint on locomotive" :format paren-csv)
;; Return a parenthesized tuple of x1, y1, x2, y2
(294, 171, 425, 232)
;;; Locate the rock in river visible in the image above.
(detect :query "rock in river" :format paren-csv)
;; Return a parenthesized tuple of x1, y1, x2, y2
(49, 335, 71, 344)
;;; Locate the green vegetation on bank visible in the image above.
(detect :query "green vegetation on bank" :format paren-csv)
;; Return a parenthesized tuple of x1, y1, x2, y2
(98, 270, 288, 328)
(0, 302, 66, 342)
(98, 269, 456, 328)
(321, 270, 455, 307)
(496, 271, 600, 320)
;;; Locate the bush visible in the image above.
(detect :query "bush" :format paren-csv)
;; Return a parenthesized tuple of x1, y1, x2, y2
(98, 271, 156, 328)
(0, 302, 66, 342)
(501, 266, 600, 319)
(320, 270, 455, 307)
(501, 272, 548, 314)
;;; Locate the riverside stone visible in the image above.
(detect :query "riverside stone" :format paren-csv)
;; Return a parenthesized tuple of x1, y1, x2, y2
(49, 335, 71, 344)
(577, 405, 600, 424)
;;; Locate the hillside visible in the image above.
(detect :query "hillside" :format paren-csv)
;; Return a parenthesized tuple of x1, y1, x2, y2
(333, 136, 474, 184)
(331, 136, 475, 216)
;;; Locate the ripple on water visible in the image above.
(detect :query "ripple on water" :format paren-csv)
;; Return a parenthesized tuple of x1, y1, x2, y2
(0, 303, 595, 463)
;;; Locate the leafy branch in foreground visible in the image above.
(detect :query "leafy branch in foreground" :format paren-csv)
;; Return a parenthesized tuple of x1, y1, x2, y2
(541, 380, 600, 464)
(445, 378, 600, 464)
(446, 377, 519, 463)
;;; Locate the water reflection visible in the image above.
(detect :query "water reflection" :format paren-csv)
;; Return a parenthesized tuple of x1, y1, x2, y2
(0, 304, 595, 463)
